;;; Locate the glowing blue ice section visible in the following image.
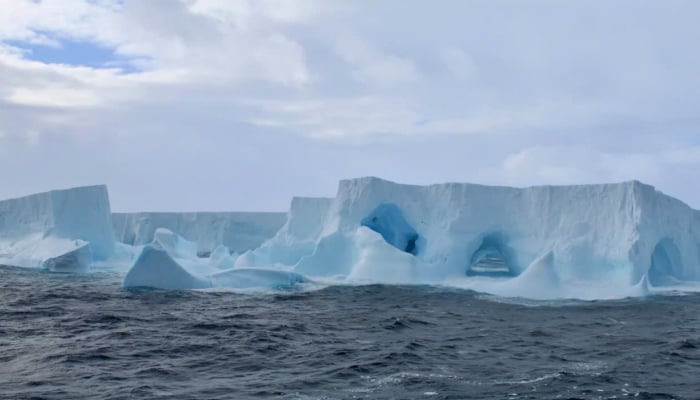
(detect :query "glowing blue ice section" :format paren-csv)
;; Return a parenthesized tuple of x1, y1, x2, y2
(360, 203, 419, 255)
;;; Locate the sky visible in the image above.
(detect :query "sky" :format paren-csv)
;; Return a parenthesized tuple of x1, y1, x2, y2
(0, 0, 699, 211)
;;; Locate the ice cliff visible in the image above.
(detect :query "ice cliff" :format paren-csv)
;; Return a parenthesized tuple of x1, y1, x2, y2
(0, 185, 115, 271)
(112, 211, 286, 255)
(238, 178, 700, 297)
(235, 197, 334, 267)
(2, 178, 699, 299)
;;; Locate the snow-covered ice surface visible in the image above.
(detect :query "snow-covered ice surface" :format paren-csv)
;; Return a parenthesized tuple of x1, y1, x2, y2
(112, 211, 286, 255)
(0, 185, 115, 271)
(2, 178, 700, 300)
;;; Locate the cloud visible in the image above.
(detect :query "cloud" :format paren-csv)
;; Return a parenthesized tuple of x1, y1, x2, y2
(8, 86, 99, 108)
(0, 0, 699, 209)
(334, 36, 419, 86)
(0, 0, 313, 86)
(501, 145, 700, 195)
(439, 47, 477, 81)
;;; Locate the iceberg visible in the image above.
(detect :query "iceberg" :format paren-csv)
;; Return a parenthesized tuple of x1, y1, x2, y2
(3, 178, 700, 299)
(209, 244, 238, 270)
(0, 185, 115, 271)
(40, 241, 92, 273)
(235, 197, 333, 267)
(112, 211, 286, 256)
(123, 228, 308, 291)
(1, 236, 93, 273)
(123, 243, 213, 290)
(247, 177, 700, 297)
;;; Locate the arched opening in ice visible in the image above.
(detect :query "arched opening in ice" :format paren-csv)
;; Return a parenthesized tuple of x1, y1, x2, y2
(467, 234, 517, 277)
(648, 238, 682, 286)
(360, 203, 419, 255)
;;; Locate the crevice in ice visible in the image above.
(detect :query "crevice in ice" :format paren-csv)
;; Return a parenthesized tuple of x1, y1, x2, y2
(648, 238, 682, 286)
(360, 203, 420, 255)
(467, 233, 517, 277)
(404, 235, 417, 254)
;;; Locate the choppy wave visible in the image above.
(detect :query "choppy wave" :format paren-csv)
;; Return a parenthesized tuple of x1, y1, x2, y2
(1, 266, 700, 399)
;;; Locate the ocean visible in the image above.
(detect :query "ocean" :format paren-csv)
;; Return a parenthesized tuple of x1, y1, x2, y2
(1, 265, 699, 400)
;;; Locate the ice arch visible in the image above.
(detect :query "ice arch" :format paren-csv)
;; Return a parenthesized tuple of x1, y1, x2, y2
(648, 238, 683, 286)
(467, 233, 518, 277)
(360, 203, 419, 255)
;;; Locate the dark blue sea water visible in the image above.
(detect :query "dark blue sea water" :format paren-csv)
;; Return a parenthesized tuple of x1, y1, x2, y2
(1, 265, 700, 400)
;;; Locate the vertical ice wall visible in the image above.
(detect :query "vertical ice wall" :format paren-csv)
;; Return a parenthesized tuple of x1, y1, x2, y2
(234, 197, 334, 267)
(244, 177, 700, 286)
(112, 212, 287, 255)
(0, 185, 115, 260)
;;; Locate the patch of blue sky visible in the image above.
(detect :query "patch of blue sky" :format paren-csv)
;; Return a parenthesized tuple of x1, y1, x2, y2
(5, 35, 141, 73)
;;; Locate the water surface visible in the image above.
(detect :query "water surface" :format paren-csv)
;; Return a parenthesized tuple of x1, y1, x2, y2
(1, 266, 699, 399)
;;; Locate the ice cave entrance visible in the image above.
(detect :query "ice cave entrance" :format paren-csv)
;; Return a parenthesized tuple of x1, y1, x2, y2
(361, 203, 419, 255)
(467, 235, 516, 277)
(648, 238, 682, 286)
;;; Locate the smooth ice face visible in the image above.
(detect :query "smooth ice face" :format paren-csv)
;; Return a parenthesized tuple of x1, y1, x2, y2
(0, 236, 92, 273)
(123, 244, 213, 290)
(0, 185, 115, 270)
(360, 203, 419, 255)
(41, 241, 92, 273)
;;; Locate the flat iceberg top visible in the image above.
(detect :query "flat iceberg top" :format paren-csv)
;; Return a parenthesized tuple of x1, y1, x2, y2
(340, 176, 649, 191)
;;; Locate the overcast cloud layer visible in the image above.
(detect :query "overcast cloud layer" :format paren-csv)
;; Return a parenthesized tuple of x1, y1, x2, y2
(0, 0, 698, 211)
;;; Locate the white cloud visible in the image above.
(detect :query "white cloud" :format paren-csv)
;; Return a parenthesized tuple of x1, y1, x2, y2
(25, 129, 41, 146)
(334, 36, 419, 86)
(0, 0, 699, 209)
(189, 0, 337, 25)
(501, 145, 700, 187)
(0, 0, 313, 86)
(439, 46, 477, 80)
(8, 86, 100, 108)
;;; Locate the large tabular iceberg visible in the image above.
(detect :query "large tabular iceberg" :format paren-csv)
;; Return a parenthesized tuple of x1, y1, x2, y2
(240, 177, 700, 298)
(112, 211, 286, 255)
(0, 185, 115, 272)
(2, 178, 699, 299)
